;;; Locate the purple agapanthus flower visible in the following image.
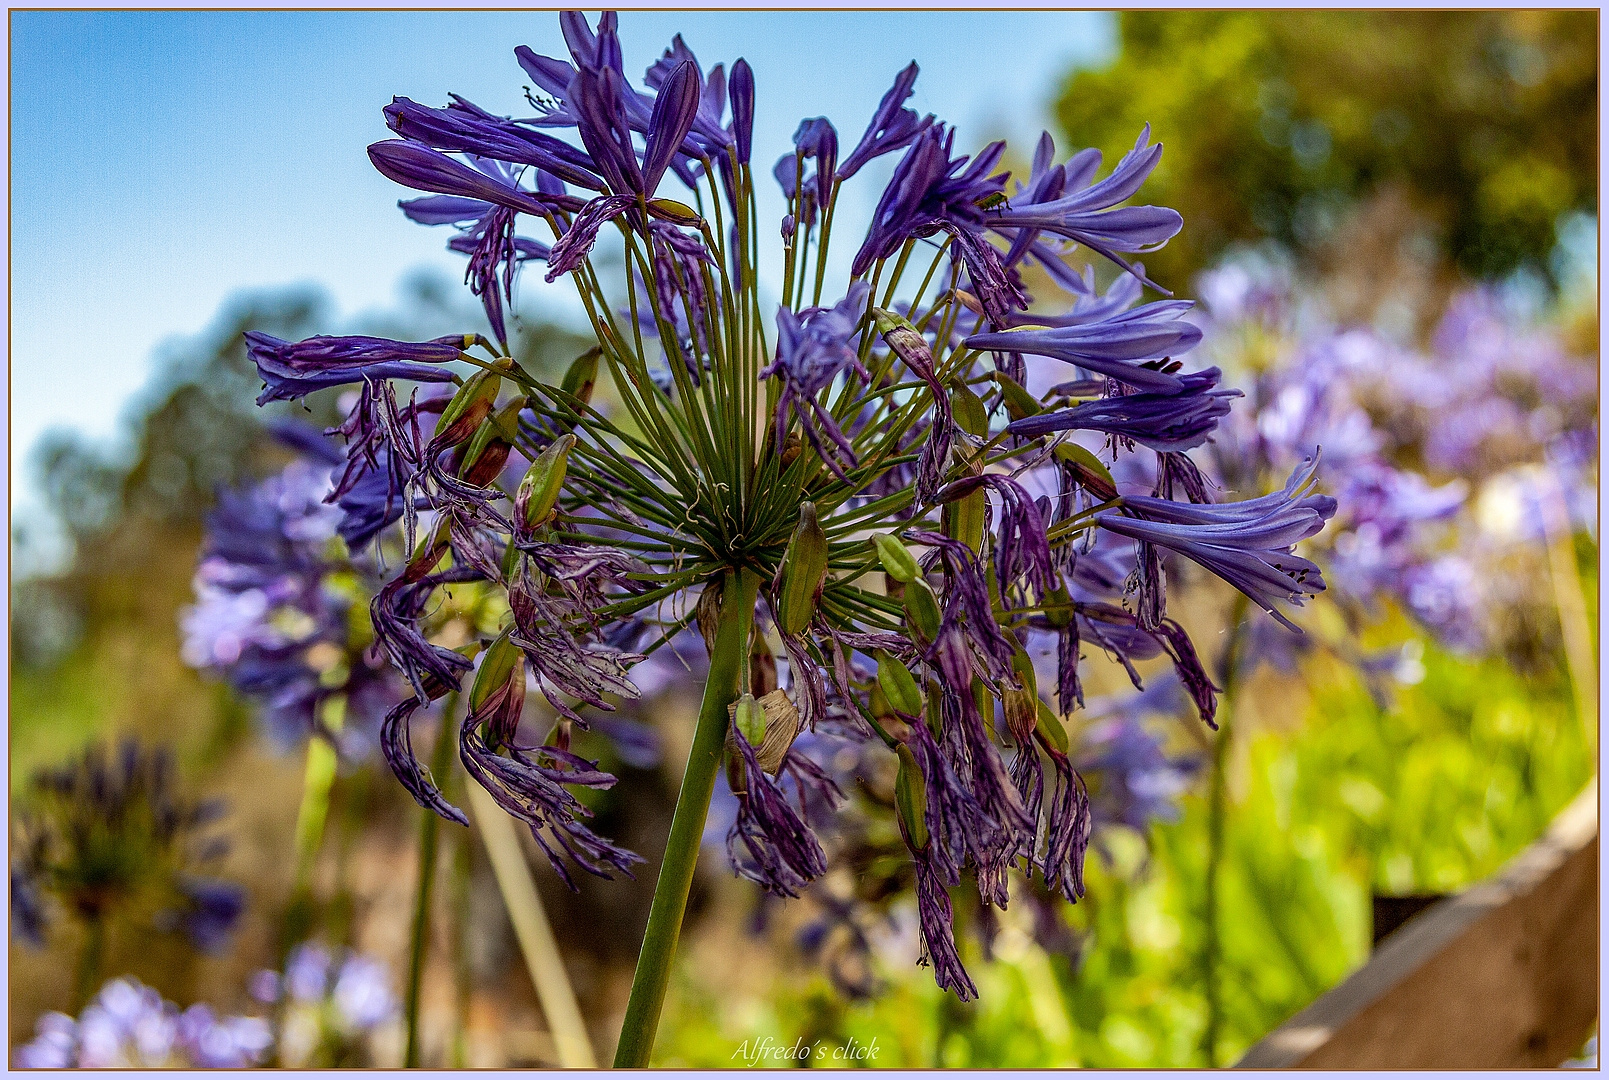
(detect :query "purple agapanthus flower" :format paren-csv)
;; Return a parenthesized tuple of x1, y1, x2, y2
(227, 10, 1337, 1015)
(1007, 368, 1240, 452)
(1099, 457, 1337, 631)
(987, 126, 1183, 291)
(966, 300, 1204, 393)
(246, 332, 466, 404)
(759, 282, 873, 480)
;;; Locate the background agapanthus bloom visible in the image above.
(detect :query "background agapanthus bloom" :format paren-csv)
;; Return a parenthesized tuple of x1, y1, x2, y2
(241, 9, 1331, 1061)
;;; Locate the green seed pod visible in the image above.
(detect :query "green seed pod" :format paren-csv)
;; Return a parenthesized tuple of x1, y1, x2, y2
(872, 532, 920, 584)
(943, 465, 987, 553)
(869, 678, 895, 720)
(875, 649, 923, 717)
(992, 371, 1042, 419)
(903, 578, 942, 645)
(647, 198, 703, 225)
(733, 692, 767, 746)
(1054, 442, 1119, 502)
(1035, 698, 1070, 755)
(725, 689, 802, 790)
(1002, 645, 1040, 742)
(401, 514, 453, 583)
(457, 396, 526, 488)
(949, 378, 989, 438)
(560, 347, 601, 407)
(433, 363, 507, 447)
(774, 501, 829, 636)
(516, 434, 577, 531)
(894, 744, 930, 851)
(469, 629, 522, 715)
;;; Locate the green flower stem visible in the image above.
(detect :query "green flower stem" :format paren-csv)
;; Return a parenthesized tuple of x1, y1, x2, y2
(281, 726, 342, 962)
(613, 567, 760, 1068)
(1202, 593, 1249, 1068)
(72, 912, 106, 1013)
(404, 692, 458, 1069)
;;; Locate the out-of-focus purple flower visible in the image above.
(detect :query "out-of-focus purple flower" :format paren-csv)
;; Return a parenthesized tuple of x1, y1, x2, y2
(1077, 711, 1201, 831)
(14, 1012, 76, 1068)
(332, 955, 398, 1031)
(173, 876, 247, 954)
(14, 978, 270, 1069)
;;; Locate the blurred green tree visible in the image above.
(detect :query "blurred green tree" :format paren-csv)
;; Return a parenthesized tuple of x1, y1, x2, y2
(1056, 11, 1597, 286)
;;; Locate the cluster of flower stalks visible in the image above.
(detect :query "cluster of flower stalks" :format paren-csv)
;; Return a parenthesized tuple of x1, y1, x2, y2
(242, 10, 1334, 1057)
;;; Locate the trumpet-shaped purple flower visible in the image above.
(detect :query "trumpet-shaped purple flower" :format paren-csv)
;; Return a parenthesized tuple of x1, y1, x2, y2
(368, 138, 580, 216)
(246, 332, 464, 404)
(988, 126, 1182, 291)
(1099, 457, 1337, 631)
(836, 61, 933, 181)
(384, 96, 604, 190)
(966, 300, 1204, 393)
(1008, 368, 1240, 452)
(759, 282, 873, 480)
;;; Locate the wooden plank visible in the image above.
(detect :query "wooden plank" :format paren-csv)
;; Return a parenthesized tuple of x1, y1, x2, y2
(1237, 779, 1599, 1069)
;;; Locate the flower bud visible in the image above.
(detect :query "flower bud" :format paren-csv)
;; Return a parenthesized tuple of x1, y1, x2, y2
(774, 501, 829, 636)
(872, 532, 920, 584)
(903, 578, 942, 645)
(894, 744, 929, 851)
(433, 362, 508, 448)
(560, 348, 601, 407)
(515, 434, 577, 532)
(875, 649, 922, 717)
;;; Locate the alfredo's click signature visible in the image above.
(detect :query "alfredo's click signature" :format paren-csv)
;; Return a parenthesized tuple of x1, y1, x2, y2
(731, 1035, 880, 1067)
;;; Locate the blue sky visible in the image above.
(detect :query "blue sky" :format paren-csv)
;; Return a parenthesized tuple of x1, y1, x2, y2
(10, 10, 1116, 522)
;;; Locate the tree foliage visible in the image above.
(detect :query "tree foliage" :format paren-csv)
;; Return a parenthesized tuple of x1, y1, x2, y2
(1056, 11, 1597, 285)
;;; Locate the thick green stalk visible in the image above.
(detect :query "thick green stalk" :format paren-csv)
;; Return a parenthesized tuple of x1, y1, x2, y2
(1202, 594, 1249, 1067)
(613, 568, 759, 1067)
(404, 693, 459, 1069)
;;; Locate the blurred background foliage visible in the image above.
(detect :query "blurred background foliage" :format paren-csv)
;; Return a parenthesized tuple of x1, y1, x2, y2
(10, 10, 1598, 1068)
(1057, 11, 1597, 293)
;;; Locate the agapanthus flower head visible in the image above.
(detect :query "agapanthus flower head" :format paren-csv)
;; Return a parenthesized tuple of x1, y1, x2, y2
(181, 428, 405, 755)
(11, 741, 244, 955)
(231, 9, 1330, 1006)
